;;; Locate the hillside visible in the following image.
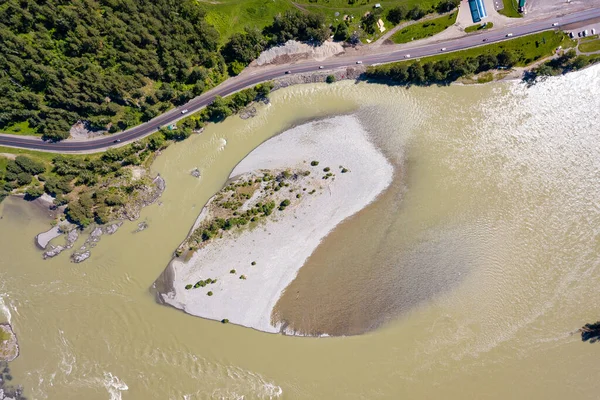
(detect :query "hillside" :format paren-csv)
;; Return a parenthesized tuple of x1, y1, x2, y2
(0, 0, 226, 140)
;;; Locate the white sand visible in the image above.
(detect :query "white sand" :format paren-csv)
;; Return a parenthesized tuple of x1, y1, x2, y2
(161, 115, 393, 333)
(255, 40, 344, 66)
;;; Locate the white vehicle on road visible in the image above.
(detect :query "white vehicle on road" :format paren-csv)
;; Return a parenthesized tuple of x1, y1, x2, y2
(356, 61, 363, 64)
(506, 33, 513, 37)
(552, 22, 558, 26)
(441, 47, 447, 51)
(318, 66, 324, 69)
(405, 54, 411, 58)
(592, 28, 597, 35)
(181, 109, 188, 114)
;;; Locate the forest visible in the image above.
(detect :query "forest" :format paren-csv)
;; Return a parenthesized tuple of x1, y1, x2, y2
(0, 0, 328, 140)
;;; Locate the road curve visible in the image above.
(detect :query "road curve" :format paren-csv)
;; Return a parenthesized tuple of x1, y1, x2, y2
(2, 7, 599, 153)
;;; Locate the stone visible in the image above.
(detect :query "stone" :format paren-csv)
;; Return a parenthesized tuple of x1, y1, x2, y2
(43, 245, 65, 259)
(0, 324, 18, 362)
(71, 251, 91, 263)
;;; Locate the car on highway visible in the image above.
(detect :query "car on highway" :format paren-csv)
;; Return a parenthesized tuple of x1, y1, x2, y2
(506, 33, 513, 37)
(318, 66, 324, 69)
(482, 38, 488, 42)
(404, 54, 411, 58)
(181, 109, 188, 114)
(113, 139, 121, 143)
(441, 47, 447, 51)
(356, 61, 363, 64)
(552, 22, 559, 26)
(285, 70, 291, 74)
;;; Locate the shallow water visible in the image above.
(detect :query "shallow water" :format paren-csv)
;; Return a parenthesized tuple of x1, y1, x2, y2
(1, 66, 600, 399)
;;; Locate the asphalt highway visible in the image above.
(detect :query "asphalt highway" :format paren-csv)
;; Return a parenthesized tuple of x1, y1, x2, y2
(2, 7, 600, 153)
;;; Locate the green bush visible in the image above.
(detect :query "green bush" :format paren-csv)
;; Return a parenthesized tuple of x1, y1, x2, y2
(25, 185, 44, 199)
(341, 168, 349, 173)
(251, 261, 256, 265)
(221, 319, 229, 324)
(16, 172, 33, 186)
(230, 269, 236, 274)
(326, 75, 336, 84)
(15, 156, 46, 175)
(185, 284, 193, 290)
(239, 275, 246, 280)
(323, 167, 330, 172)
(310, 161, 319, 166)
(207, 291, 213, 296)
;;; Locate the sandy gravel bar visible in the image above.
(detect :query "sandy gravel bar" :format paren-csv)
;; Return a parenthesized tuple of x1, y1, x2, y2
(161, 115, 393, 333)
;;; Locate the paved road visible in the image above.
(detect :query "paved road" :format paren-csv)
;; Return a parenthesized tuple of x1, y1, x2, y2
(2, 7, 599, 153)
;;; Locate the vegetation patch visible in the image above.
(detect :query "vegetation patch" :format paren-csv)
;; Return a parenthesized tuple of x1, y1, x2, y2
(391, 12, 458, 44)
(178, 166, 326, 255)
(497, 0, 523, 18)
(465, 22, 494, 33)
(579, 37, 600, 53)
(523, 50, 600, 85)
(366, 32, 572, 86)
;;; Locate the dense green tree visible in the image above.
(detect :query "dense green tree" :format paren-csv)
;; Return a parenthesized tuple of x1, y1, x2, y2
(221, 28, 267, 66)
(333, 22, 350, 41)
(207, 96, 233, 120)
(387, 5, 408, 25)
(266, 10, 330, 45)
(497, 50, 516, 67)
(14, 156, 46, 175)
(436, 0, 460, 13)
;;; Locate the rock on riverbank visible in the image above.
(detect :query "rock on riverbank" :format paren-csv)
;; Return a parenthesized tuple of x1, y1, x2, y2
(0, 324, 18, 362)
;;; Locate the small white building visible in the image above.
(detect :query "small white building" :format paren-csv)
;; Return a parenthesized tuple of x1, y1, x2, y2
(374, 3, 381, 8)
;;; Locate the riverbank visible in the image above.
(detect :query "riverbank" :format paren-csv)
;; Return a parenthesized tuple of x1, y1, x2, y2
(158, 115, 394, 333)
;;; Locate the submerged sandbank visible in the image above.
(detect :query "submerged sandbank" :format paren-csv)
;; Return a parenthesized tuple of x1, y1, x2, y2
(159, 115, 394, 333)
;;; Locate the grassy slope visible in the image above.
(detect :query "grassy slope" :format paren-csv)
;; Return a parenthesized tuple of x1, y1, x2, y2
(497, 0, 522, 18)
(465, 22, 493, 33)
(410, 31, 573, 67)
(201, 0, 294, 43)
(1, 121, 39, 136)
(391, 12, 457, 44)
(579, 35, 600, 53)
(201, 0, 440, 41)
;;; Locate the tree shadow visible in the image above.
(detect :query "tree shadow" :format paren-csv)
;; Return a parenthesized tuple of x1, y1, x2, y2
(580, 321, 600, 343)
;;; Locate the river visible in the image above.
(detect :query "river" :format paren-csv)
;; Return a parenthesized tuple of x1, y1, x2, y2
(1, 65, 600, 399)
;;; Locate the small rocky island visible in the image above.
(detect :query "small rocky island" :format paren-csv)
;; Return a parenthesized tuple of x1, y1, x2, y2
(0, 324, 18, 362)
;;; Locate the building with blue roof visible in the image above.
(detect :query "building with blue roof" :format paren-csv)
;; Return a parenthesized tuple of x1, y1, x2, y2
(468, 0, 488, 23)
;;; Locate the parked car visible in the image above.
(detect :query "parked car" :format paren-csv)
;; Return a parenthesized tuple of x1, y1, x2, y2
(569, 32, 575, 38)
(506, 33, 513, 37)
(356, 61, 363, 64)
(181, 109, 188, 114)
(592, 28, 597, 35)
(583, 30, 589, 36)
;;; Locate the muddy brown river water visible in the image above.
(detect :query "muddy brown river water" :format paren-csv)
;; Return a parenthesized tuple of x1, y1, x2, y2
(1, 66, 600, 399)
